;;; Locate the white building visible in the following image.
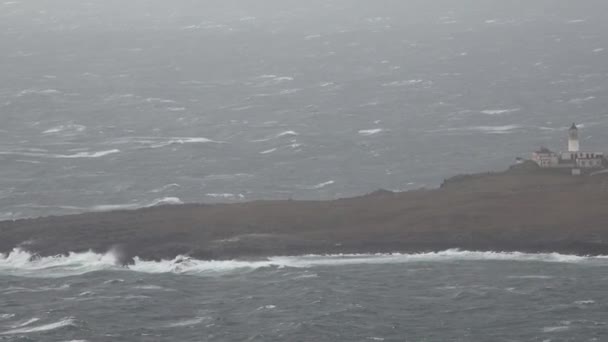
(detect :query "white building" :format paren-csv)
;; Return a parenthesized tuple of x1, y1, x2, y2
(531, 123, 604, 171)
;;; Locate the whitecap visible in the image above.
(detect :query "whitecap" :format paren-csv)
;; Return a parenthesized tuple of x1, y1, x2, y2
(205, 193, 245, 200)
(278, 89, 300, 95)
(145, 97, 176, 104)
(133, 285, 173, 291)
(165, 317, 207, 328)
(298, 180, 335, 190)
(11, 318, 40, 328)
(257, 305, 276, 310)
(58, 149, 120, 158)
(574, 300, 595, 305)
(358, 128, 383, 136)
(542, 326, 569, 333)
(431, 125, 520, 134)
(480, 108, 520, 115)
(260, 148, 277, 154)
(253, 131, 299, 142)
(149, 184, 180, 193)
(2, 249, 608, 278)
(382, 80, 425, 87)
(108, 136, 219, 148)
(507, 275, 553, 279)
(0, 317, 76, 335)
(0, 149, 120, 159)
(42, 124, 86, 134)
(16, 89, 61, 97)
(90, 197, 183, 212)
(278, 130, 299, 137)
(305, 34, 321, 40)
(568, 96, 595, 104)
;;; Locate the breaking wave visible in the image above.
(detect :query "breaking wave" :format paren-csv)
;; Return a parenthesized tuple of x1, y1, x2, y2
(0, 317, 77, 335)
(0, 149, 120, 159)
(1, 249, 607, 278)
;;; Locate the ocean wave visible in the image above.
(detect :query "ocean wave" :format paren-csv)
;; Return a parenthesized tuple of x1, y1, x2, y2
(108, 136, 220, 148)
(299, 180, 335, 190)
(259, 148, 277, 154)
(165, 317, 208, 328)
(0, 149, 120, 159)
(42, 124, 87, 135)
(89, 197, 183, 212)
(480, 108, 520, 115)
(430, 125, 521, 134)
(358, 128, 384, 136)
(1, 249, 607, 278)
(0, 317, 76, 335)
(251, 130, 299, 142)
(16, 88, 62, 97)
(17, 197, 183, 214)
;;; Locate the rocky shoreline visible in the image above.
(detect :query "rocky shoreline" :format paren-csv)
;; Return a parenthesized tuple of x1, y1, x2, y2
(2, 165, 608, 263)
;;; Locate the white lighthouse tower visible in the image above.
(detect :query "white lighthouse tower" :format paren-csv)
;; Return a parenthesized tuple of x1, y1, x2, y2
(568, 123, 580, 152)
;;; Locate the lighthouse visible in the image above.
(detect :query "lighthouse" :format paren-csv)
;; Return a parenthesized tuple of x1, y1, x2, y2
(568, 123, 580, 152)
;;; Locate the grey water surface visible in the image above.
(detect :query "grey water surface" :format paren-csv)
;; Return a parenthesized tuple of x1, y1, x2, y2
(1, 253, 607, 341)
(2, 0, 608, 219)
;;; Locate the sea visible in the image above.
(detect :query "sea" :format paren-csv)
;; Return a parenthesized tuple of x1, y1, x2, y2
(1, 0, 608, 340)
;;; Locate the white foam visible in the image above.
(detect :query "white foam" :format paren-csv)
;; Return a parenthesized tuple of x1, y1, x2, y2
(358, 128, 383, 136)
(42, 124, 86, 134)
(90, 197, 183, 212)
(568, 96, 595, 104)
(11, 318, 40, 328)
(382, 80, 425, 87)
(205, 193, 245, 200)
(252, 131, 299, 142)
(480, 108, 520, 115)
(150, 184, 180, 193)
(542, 326, 570, 333)
(302, 180, 335, 190)
(58, 149, 120, 158)
(145, 97, 176, 104)
(276, 131, 299, 138)
(1, 318, 76, 335)
(431, 125, 520, 134)
(305, 34, 321, 40)
(0, 149, 120, 159)
(109, 136, 219, 148)
(165, 317, 207, 328)
(16, 89, 61, 97)
(260, 148, 277, 154)
(1, 249, 607, 278)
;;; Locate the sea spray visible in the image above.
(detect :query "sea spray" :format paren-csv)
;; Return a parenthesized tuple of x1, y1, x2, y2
(1, 249, 607, 278)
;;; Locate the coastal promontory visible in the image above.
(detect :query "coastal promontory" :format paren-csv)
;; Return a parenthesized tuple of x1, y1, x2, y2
(2, 164, 608, 262)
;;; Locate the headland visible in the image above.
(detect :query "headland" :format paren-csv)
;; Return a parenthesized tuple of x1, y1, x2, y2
(2, 162, 608, 263)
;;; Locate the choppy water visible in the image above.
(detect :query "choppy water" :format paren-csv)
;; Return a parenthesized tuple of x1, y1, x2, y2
(2, 1, 608, 340)
(2, 0, 608, 219)
(1, 250, 607, 341)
